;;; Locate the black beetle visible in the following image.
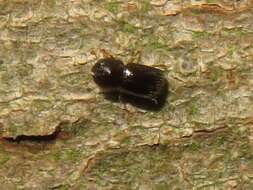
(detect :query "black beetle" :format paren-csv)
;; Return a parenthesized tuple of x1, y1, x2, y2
(92, 58, 168, 110)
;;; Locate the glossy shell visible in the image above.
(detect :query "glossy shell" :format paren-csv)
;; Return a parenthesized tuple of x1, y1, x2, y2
(92, 58, 168, 109)
(92, 58, 124, 88)
(121, 63, 168, 105)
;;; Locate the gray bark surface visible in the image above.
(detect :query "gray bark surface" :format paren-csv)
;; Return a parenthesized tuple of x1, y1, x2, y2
(0, 0, 253, 189)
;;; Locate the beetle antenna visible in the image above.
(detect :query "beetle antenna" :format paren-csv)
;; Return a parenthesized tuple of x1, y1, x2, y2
(100, 48, 114, 59)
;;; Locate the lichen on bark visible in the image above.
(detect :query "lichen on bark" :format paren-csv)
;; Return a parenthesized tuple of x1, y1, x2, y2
(0, 0, 253, 189)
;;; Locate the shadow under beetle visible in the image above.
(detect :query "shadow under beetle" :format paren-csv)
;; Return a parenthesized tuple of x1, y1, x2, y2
(92, 58, 168, 110)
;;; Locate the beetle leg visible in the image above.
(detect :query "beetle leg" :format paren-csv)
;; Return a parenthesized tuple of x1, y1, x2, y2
(90, 49, 98, 59)
(118, 94, 130, 112)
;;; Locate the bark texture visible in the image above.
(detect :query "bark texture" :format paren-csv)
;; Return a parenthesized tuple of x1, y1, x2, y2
(0, 0, 253, 189)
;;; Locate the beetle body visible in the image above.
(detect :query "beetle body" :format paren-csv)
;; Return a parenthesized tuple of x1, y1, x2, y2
(92, 58, 168, 109)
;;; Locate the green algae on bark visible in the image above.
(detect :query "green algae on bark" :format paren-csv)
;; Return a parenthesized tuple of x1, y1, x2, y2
(0, 0, 253, 189)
